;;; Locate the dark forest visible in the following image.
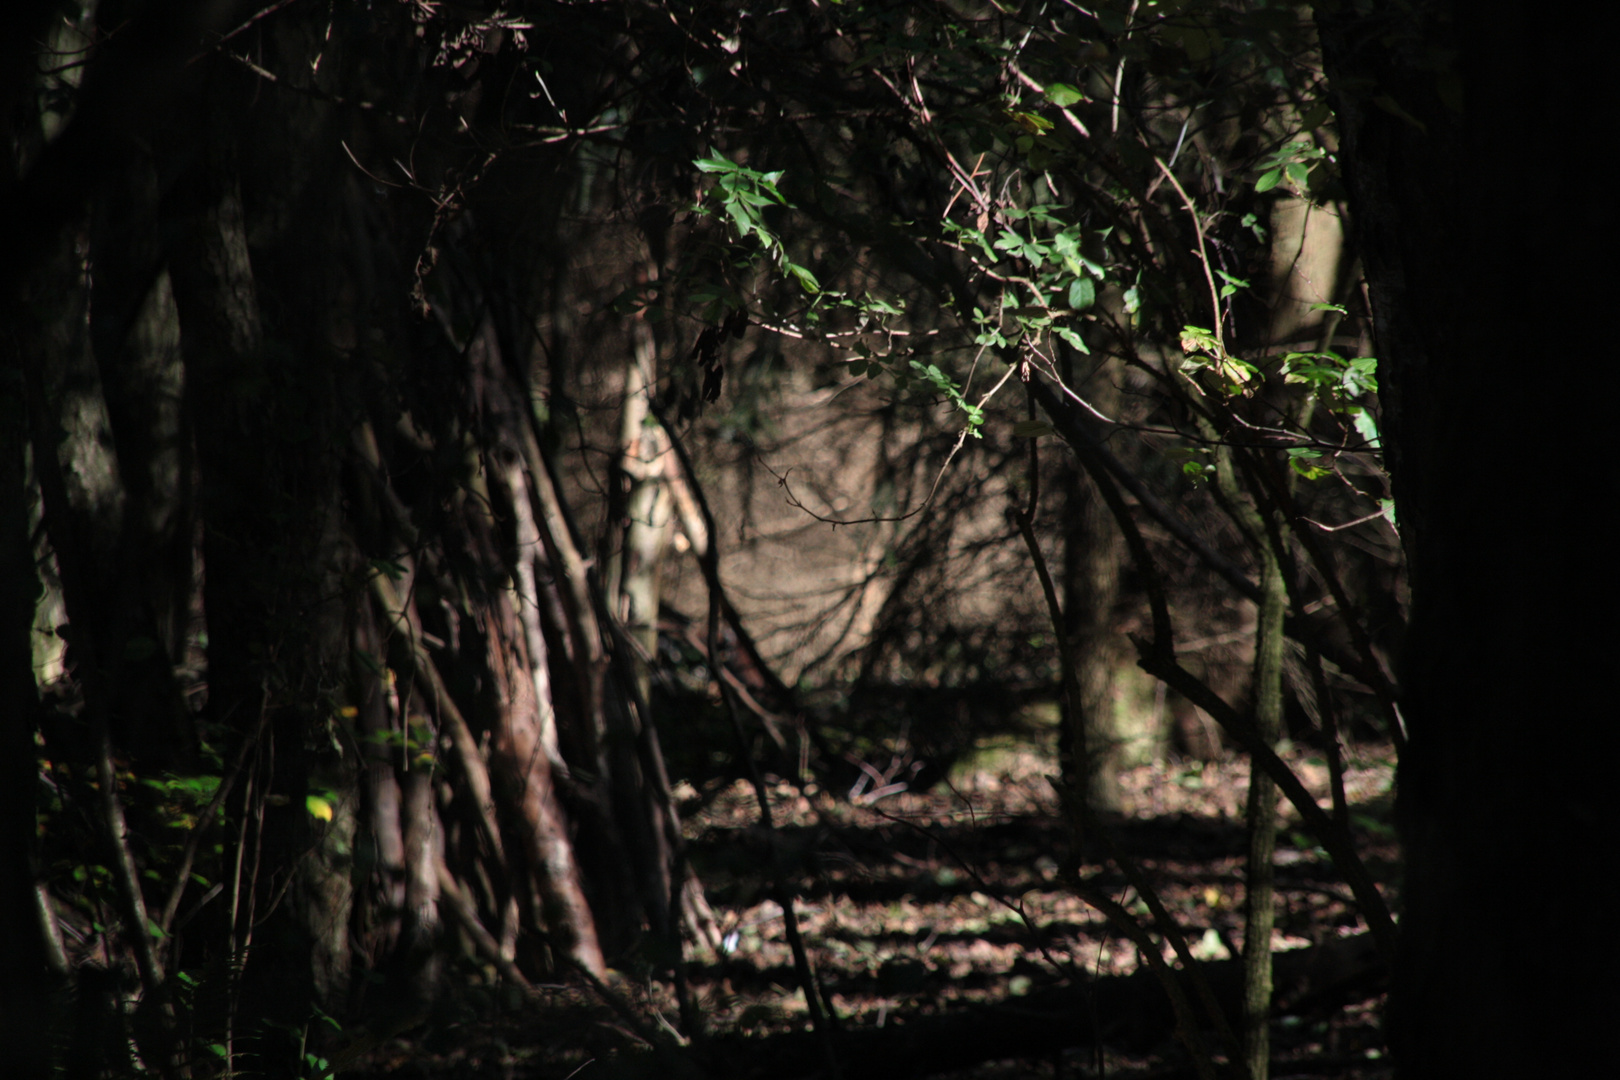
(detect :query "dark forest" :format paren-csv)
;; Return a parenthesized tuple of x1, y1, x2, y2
(1, 2, 1613, 1078)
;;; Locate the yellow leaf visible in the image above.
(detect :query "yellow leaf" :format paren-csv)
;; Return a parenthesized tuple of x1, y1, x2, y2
(306, 795, 334, 822)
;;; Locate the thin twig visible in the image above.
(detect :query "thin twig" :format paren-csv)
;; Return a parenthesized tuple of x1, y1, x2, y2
(1087, 811, 1246, 1067)
(1068, 881, 1223, 1080)
(1027, 375, 1391, 694)
(764, 361, 1016, 528)
(157, 713, 265, 937)
(1135, 649, 1397, 963)
(371, 573, 509, 866)
(1154, 155, 1224, 334)
(657, 405, 843, 1075)
(1011, 64, 1091, 138)
(95, 723, 164, 995)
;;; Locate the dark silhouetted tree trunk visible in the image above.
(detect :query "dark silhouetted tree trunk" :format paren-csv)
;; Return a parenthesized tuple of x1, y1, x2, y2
(0, 233, 55, 1080)
(1322, 2, 1620, 1075)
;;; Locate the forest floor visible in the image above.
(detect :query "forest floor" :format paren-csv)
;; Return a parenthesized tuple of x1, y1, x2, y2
(345, 737, 1400, 1080)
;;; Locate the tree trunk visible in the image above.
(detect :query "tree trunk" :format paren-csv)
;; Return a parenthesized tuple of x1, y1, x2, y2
(612, 317, 678, 698)
(0, 248, 55, 1080)
(477, 501, 607, 979)
(1063, 356, 1131, 812)
(165, 52, 356, 1069)
(1241, 525, 1286, 1080)
(353, 598, 409, 974)
(91, 148, 192, 664)
(1321, 2, 1620, 1074)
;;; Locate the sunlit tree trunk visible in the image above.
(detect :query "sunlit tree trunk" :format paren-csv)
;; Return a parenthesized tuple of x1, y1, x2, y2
(611, 317, 678, 699)
(470, 454, 607, 979)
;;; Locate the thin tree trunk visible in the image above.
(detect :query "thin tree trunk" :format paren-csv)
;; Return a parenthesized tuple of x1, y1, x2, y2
(604, 318, 685, 945)
(354, 599, 408, 973)
(1242, 524, 1286, 1080)
(1063, 356, 1129, 812)
(613, 318, 677, 673)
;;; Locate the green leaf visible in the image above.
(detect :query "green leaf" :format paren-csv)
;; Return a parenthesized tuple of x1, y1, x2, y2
(1011, 420, 1056, 438)
(1045, 82, 1085, 107)
(369, 558, 406, 580)
(1067, 277, 1095, 310)
(1351, 408, 1381, 447)
(1347, 356, 1379, 392)
(1220, 357, 1259, 384)
(1054, 326, 1089, 353)
(1300, 100, 1334, 130)
(1008, 110, 1053, 133)
(1180, 325, 1220, 354)
(1217, 271, 1250, 299)
(1256, 168, 1282, 193)
(724, 199, 757, 238)
(787, 263, 821, 294)
(993, 230, 1019, 254)
(1287, 447, 1331, 480)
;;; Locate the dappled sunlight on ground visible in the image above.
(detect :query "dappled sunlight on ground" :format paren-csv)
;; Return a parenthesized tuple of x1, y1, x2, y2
(669, 742, 1398, 1075)
(352, 742, 1398, 1079)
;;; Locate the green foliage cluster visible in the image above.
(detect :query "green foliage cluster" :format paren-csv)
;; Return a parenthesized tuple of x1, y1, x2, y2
(683, 0, 1389, 531)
